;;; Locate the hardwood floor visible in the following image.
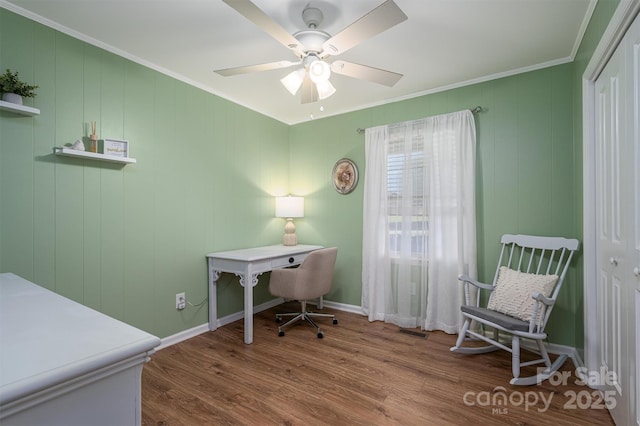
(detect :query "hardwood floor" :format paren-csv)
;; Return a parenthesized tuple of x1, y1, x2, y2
(142, 303, 614, 425)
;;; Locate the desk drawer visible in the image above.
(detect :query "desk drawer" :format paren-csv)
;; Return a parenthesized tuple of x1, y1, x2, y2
(271, 253, 309, 268)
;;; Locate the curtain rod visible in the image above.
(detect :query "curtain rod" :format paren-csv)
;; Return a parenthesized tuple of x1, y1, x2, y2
(356, 106, 484, 134)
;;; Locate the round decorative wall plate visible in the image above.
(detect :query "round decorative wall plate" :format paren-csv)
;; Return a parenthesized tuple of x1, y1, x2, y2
(332, 158, 358, 194)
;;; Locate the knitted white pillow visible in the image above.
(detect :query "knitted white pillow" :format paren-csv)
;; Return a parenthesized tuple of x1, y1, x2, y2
(487, 266, 558, 324)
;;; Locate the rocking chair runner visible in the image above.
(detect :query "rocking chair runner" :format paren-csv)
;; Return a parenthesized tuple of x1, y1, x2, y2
(450, 234, 580, 385)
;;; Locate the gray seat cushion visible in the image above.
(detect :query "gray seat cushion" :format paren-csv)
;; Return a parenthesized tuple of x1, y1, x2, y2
(461, 305, 530, 331)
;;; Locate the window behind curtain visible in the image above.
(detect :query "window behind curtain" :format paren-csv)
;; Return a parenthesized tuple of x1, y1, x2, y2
(362, 109, 476, 332)
(386, 131, 428, 259)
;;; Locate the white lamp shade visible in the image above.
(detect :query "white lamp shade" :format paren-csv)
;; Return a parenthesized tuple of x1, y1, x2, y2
(280, 69, 305, 95)
(309, 60, 331, 83)
(275, 196, 304, 218)
(316, 79, 336, 100)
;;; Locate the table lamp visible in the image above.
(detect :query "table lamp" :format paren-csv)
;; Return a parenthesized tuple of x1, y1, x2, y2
(275, 196, 304, 246)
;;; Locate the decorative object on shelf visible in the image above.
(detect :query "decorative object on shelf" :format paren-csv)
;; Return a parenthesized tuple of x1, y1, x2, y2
(70, 139, 85, 151)
(89, 121, 98, 153)
(275, 196, 304, 246)
(103, 138, 129, 158)
(0, 69, 38, 105)
(332, 158, 358, 194)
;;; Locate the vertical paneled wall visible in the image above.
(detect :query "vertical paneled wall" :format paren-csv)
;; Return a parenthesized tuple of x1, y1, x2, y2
(290, 64, 580, 346)
(0, 10, 290, 338)
(1, 3, 622, 349)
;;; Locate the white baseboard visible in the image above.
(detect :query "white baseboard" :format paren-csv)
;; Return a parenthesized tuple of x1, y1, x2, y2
(158, 302, 581, 371)
(320, 300, 363, 315)
(157, 299, 364, 350)
(521, 339, 584, 370)
(215, 297, 286, 329)
(482, 330, 585, 371)
(156, 323, 209, 351)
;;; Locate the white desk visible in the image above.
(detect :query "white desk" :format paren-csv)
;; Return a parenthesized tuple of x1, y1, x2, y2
(0, 273, 160, 425)
(206, 244, 323, 344)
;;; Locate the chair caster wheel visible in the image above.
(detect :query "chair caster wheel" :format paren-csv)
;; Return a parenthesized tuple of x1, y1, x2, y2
(278, 331, 285, 337)
(333, 319, 338, 325)
(275, 317, 281, 323)
(317, 332, 324, 338)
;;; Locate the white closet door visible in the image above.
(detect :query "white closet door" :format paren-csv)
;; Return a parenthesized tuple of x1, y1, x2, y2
(594, 10, 639, 425)
(628, 12, 640, 425)
(595, 39, 629, 425)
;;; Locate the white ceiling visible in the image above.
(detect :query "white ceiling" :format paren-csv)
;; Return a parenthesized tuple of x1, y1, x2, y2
(1, 0, 596, 125)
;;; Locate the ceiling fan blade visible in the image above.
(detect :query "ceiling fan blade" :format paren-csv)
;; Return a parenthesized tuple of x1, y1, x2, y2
(300, 74, 318, 104)
(331, 60, 402, 87)
(322, 0, 407, 57)
(215, 60, 300, 77)
(222, 0, 304, 57)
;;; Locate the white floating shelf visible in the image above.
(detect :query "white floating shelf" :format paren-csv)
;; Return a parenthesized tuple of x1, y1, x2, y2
(0, 100, 40, 116)
(54, 147, 137, 164)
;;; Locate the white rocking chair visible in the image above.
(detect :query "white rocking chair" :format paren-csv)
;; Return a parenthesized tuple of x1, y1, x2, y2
(450, 234, 580, 385)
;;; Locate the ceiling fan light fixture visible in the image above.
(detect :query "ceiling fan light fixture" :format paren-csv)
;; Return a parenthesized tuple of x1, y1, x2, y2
(281, 68, 305, 95)
(315, 80, 336, 100)
(218, 0, 408, 106)
(309, 59, 331, 83)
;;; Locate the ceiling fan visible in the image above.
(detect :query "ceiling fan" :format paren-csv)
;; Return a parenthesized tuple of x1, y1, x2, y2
(214, 0, 408, 104)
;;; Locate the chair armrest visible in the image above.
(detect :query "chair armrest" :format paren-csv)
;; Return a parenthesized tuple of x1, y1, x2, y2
(532, 292, 554, 306)
(458, 274, 494, 292)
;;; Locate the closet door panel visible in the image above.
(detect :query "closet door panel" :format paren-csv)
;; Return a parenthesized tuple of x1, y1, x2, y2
(628, 12, 640, 424)
(594, 12, 639, 422)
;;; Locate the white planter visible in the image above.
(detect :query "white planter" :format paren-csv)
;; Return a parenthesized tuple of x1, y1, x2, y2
(1, 93, 23, 105)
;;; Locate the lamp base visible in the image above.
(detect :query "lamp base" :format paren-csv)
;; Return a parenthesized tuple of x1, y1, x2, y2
(283, 218, 298, 246)
(283, 233, 298, 246)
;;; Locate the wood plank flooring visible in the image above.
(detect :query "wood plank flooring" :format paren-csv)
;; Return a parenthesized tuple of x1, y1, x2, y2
(142, 302, 614, 425)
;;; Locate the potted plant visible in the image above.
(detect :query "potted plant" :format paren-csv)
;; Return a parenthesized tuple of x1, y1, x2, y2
(0, 69, 38, 105)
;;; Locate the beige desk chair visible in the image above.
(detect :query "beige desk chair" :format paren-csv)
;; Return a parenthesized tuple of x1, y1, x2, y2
(268, 247, 338, 338)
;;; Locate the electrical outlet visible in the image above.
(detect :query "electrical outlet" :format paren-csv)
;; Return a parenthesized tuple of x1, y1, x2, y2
(176, 292, 186, 310)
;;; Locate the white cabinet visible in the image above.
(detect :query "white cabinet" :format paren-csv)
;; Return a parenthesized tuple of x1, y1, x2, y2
(0, 273, 160, 425)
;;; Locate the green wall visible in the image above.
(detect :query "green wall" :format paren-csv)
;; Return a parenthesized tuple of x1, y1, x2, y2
(288, 0, 621, 348)
(290, 65, 580, 345)
(0, 2, 621, 348)
(0, 10, 290, 338)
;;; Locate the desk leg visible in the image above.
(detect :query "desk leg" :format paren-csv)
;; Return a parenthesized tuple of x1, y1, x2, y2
(208, 267, 220, 332)
(239, 268, 259, 345)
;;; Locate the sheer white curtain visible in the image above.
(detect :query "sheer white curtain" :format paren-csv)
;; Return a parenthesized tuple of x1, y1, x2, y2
(362, 110, 477, 333)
